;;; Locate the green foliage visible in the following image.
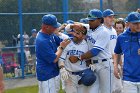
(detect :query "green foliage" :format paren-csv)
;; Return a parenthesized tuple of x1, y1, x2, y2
(5, 85, 65, 93)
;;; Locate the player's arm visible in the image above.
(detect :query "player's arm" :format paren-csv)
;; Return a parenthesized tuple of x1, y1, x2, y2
(0, 65, 4, 93)
(54, 39, 70, 63)
(69, 30, 109, 63)
(114, 53, 122, 79)
(114, 36, 122, 79)
(58, 48, 69, 81)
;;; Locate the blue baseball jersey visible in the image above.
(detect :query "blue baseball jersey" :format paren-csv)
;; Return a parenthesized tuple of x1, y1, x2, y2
(114, 28, 140, 82)
(36, 31, 62, 81)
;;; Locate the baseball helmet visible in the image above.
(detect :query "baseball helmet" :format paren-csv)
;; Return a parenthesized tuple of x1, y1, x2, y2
(78, 68, 96, 86)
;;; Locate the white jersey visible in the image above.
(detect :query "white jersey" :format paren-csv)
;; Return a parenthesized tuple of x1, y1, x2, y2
(86, 25, 111, 60)
(59, 40, 88, 72)
(102, 24, 117, 55)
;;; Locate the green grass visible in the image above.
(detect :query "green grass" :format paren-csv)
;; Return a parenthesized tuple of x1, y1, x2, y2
(5, 85, 64, 93)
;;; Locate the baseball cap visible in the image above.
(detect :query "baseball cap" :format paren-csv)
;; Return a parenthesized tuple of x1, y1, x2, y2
(42, 14, 59, 28)
(80, 18, 88, 24)
(125, 17, 128, 23)
(127, 12, 140, 23)
(66, 20, 74, 24)
(78, 68, 96, 86)
(31, 29, 37, 33)
(103, 9, 116, 17)
(87, 9, 103, 21)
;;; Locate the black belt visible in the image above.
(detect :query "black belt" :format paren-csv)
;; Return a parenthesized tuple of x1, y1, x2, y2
(72, 70, 83, 75)
(92, 59, 108, 64)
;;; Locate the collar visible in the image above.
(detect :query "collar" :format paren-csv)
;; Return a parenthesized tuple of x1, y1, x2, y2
(102, 24, 113, 30)
(90, 24, 102, 32)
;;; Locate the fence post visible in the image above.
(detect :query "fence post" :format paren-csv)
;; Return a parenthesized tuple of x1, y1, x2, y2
(63, 0, 68, 23)
(100, 0, 103, 12)
(18, 0, 24, 78)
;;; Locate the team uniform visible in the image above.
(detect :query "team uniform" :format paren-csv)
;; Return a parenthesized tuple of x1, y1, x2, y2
(86, 24, 113, 93)
(114, 28, 140, 93)
(103, 24, 123, 93)
(59, 40, 89, 93)
(36, 31, 62, 93)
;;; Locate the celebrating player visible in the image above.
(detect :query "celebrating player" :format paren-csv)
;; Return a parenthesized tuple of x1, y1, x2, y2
(69, 9, 112, 93)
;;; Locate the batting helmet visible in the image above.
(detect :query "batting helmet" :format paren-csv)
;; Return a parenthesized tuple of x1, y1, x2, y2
(78, 68, 96, 86)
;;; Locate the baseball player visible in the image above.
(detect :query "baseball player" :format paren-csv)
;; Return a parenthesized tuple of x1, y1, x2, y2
(59, 24, 92, 93)
(69, 9, 113, 93)
(103, 9, 122, 93)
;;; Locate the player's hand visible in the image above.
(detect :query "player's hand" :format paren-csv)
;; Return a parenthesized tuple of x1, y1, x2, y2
(60, 39, 71, 49)
(114, 66, 121, 79)
(69, 56, 79, 63)
(89, 64, 96, 71)
(60, 67, 69, 81)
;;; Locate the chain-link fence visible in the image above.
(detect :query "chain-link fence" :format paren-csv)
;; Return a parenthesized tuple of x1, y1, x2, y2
(0, 0, 140, 79)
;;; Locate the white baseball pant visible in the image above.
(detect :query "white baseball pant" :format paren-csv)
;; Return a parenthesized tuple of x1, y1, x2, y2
(122, 80, 140, 93)
(38, 77, 57, 93)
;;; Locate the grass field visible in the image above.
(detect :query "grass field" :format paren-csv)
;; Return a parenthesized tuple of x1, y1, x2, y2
(5, 85, 64, 93)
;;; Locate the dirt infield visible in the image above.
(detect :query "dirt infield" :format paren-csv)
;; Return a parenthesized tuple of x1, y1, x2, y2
(5, 77, 38, 89)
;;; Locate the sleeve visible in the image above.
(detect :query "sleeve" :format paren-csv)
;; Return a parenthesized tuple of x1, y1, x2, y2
(53, 34, 63, 47)
(114, 36, 122, 54)
(36, 40, 57, 64)
(93, 30, 110, 51)
(59, 47, 68, 62)
(90, 48, 101, 56)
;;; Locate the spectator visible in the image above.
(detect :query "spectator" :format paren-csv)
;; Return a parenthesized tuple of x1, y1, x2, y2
(29, 29, 37, 55)
(12, 35, 17, 46)
(23, 32, 29, 45)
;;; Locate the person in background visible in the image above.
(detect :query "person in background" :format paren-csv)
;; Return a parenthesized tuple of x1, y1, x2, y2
(114, 18, 125, 35)
(29, 29, 37, 55)
(23, 32, 29, 45)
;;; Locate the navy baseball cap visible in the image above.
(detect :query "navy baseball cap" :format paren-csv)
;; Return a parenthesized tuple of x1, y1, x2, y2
(42, 14, 59, 28)
(31, 29, 37, 33)
(87, 9, 103, 21)
(127, 12, 140, 23)
(78, 68, 96, 86)
(103, 9, 116, 17)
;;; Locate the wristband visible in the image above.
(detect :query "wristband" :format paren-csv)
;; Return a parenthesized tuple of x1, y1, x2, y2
(78, 56, 82, 61)
(59, 46, 64, 50)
